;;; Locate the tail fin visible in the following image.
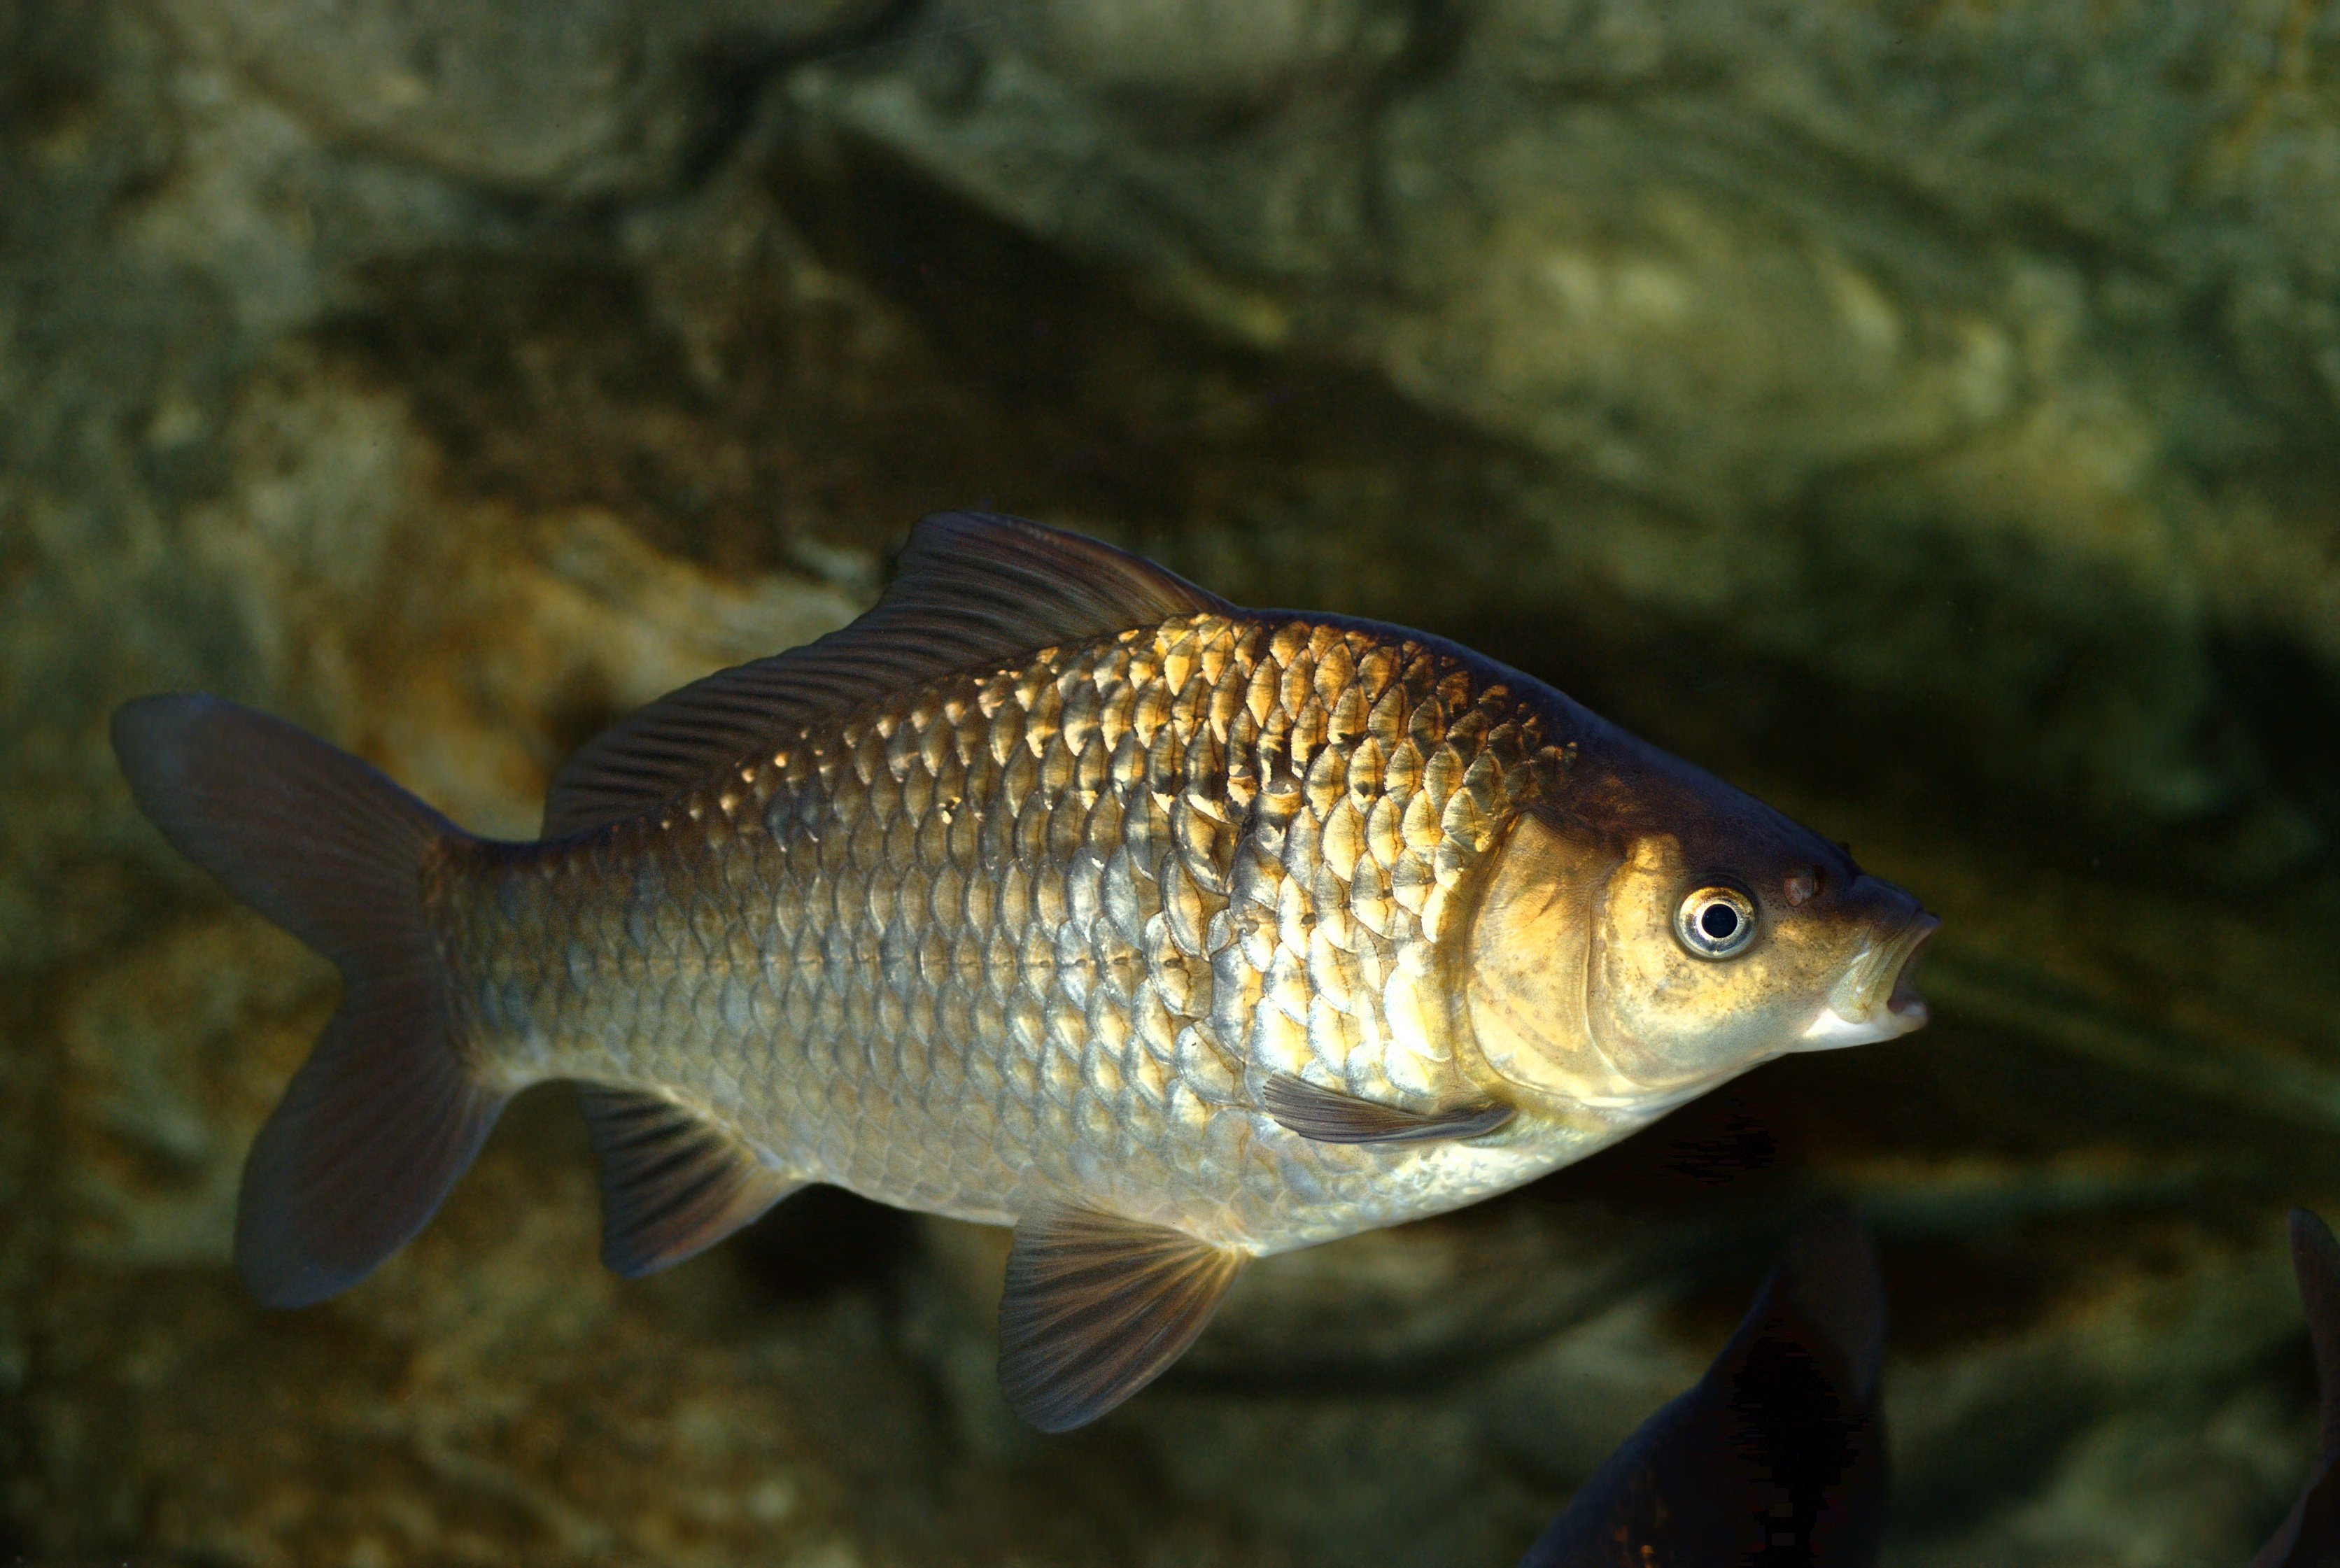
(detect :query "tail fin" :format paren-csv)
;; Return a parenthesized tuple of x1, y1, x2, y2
(111, 694, 508, 1307)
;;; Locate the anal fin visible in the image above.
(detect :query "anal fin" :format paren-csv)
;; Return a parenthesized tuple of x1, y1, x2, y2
(577, 1087, 803, 1277)
(1262, 1072, 1514, 1145)
(997, 1203, 1248, 1432)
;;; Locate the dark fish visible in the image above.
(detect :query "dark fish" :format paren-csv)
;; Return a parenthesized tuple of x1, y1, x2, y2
(1520, 1207, 1887, 1567)
(2252, 1208, 2340, 1568)
(112, 512, 1934, 1432)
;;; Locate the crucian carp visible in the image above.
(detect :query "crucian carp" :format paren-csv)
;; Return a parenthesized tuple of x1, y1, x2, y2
(113, 512, 1935, 1432)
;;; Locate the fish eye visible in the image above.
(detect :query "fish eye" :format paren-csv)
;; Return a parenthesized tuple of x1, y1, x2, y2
(1675, 883, 1758, 960)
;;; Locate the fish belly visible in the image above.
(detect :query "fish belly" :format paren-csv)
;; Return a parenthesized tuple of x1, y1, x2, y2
(437, 614, 1576, 1252)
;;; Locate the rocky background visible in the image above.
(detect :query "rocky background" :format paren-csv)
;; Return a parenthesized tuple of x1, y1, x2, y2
(8, 0, 2340, 1562)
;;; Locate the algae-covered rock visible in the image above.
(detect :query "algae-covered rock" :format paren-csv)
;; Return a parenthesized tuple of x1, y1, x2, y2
(793, 0, 2340, 863)
(6, 1, 2340, 1565)
(150, 0, 884, 195)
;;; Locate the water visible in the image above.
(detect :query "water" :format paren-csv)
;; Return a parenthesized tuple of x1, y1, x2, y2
(7, 1, 2340, 1562)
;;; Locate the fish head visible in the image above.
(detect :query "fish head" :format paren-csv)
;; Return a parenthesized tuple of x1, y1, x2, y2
(1466, 740, 1935, 1110)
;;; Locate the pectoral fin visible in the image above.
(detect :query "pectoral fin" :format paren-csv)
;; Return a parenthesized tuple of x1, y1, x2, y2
(996, 1203, 1248, 1432)
(1262, 1072, 1515, 1145)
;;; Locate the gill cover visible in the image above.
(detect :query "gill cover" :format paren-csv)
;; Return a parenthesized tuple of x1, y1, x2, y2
(1465, 809, 1624, 1103)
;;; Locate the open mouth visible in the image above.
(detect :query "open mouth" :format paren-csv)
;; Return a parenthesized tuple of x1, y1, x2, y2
(1884, 914, 1936, 1024)
(1799, 912, 1940, 1050)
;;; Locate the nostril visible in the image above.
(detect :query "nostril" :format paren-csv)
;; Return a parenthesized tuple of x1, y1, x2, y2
(1784, 870, 1817, 907)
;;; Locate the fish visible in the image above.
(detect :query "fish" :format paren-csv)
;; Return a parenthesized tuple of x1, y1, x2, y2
(111, 511, 1937, 1432)
(1518, 1206, 1889, 1568)
(2251, 1208, 2340, 1568)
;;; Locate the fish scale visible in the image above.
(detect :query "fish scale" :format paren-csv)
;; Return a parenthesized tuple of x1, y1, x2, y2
(434, 613, 1574, 1249)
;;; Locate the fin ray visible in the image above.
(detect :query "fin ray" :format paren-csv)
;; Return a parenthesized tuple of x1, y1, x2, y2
(1261, 1072, 1514, 1145)
(542, 513, 1232, 836)
(578, 1087, 803, 1276)
(996, 1203, 1247, 1432)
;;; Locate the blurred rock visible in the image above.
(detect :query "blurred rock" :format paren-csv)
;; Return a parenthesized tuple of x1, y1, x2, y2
(7, 1, 2340, 1565)
(150, 0, 883, 195)
(1005, 0, 1414, 120)
(791, 0, 2340, 866)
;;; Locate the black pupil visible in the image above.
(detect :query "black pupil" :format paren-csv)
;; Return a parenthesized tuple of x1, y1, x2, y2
(1699, 902, 1740, 941)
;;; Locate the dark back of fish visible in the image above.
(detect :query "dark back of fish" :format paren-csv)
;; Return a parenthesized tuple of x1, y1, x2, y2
(1520, 1209, 1887, 1568)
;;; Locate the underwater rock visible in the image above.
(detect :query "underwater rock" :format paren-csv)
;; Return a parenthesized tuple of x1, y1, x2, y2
(147, 0, 883, 195)
(790, 0, 2340, 868)
(1003, 0, 1414, 120)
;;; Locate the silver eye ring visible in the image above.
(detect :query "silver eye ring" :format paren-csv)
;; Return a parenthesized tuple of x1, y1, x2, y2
(1675, 884, 1758, 959)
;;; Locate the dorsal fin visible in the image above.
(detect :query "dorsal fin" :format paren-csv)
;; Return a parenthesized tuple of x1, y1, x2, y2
(540, 511, 1233, 838)
(1518, 1206, 1887, 1567)
(1775, 1202, 1887, 1407)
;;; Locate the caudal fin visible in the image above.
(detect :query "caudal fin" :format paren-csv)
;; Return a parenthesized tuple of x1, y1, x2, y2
(112, 694, 508, 1307)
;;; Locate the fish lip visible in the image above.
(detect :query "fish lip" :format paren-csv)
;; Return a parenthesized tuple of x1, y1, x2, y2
(1884, 914, 1937, 1024)
(1798, 911, 1939, 1050)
